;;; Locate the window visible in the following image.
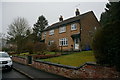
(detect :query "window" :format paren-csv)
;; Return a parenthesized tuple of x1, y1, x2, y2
(59, 38, 68, 46)
(43, 32, 46, 38)
(48, 40, 54, 46)
(59, 26, 66, 33)
(94, 27, 97, 30)
(71, 23, 77, 30)
(49, 30, 54, 35)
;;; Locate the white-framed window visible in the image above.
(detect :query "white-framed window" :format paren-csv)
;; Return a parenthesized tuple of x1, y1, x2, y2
(59, 26, 66, 33)
(48, 40, 54, 46)
(59, 38, 68, 46)
(94, 27, 97, 30)
(43, 32, 46, 38)
(49, 30, 54, 35)
(71, 23, 77, 30)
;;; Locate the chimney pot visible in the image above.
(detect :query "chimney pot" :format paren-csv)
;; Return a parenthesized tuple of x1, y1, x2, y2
(75, 8, 80, 16)
(59, 15, 63, 22)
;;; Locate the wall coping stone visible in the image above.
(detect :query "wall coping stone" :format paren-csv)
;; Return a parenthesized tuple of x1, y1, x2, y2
(34, 60, 96, 70)
(13, 55, 26, 59)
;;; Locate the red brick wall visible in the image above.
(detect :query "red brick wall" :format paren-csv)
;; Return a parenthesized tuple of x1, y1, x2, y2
(41, 11, 101, 51)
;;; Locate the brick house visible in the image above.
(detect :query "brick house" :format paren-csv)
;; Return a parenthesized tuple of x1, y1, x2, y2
(41, 9, 101, 51)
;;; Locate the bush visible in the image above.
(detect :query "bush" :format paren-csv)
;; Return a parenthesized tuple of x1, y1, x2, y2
(48, 42, 58, 52)
(33, 42, 47, 55)
(24, 40, 34, 54)
(92, 21, 120, 70)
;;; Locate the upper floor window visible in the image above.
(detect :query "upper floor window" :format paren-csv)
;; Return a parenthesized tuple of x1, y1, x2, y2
(59, 38, 68, 46)
(43, 32, 46, 38)
(71, 23, 77, 30)
(49, 30, 54, 35)
(59, 26, 66, 33)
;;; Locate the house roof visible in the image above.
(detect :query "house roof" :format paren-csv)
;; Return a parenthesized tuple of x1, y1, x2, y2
(42, 11, 94, 32)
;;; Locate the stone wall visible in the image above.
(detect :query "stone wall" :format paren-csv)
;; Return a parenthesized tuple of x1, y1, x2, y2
(12, 56, 120, 78)
(12, 56, 27, 65)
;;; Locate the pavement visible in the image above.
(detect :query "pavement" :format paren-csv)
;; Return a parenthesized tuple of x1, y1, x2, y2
(13, 62, 70, 80)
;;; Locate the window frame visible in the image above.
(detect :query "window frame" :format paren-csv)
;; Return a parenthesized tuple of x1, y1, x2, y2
(59, 26, 66, 33)
(43, 32, 47, 38)
(71, 23, 77, 30)
(59, 38, 68, 46)
(49, 30, 54, 35)
(48, 40, 54, 46)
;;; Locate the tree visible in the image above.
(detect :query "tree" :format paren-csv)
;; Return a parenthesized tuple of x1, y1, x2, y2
(7, 17, 30, 53)
(92, 2, 120, 71)
(33, 15, 48, 42)
(100, 2, 120, 27)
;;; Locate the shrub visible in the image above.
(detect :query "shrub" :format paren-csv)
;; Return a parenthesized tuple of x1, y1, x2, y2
(33, 42, 47, 55)
(48, 42, 58, 52)
(24, 40, 34, 54)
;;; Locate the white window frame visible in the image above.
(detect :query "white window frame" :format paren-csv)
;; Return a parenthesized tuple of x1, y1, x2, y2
(71, 23, 77, 30)
(48, 40, 54, 46)
(59, 38, 68, 46)
(49, 30, 54, 35)
(59, 26, 66, 33)
(43, 32, 46, 38)
(94, 27, 97, 30)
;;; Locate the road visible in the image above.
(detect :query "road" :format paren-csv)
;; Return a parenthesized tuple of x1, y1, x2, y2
(2, 69, 29, 79)
(1, 62, 69, 80)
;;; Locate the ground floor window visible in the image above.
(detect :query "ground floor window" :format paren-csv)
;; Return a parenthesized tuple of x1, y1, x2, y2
(48, 40, 54, 46)
(59, 38, 68, 46)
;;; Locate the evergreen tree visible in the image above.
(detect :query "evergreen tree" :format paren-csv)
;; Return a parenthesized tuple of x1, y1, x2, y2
(93, 2, 120, 71)
(100, 2, 120, 27)
(33, 15, 48, 42)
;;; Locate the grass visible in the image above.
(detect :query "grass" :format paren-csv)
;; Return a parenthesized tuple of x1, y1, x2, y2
(41, 51, 96, 67)
(45, 52, 58, 55)
(19, 52, 29, 56)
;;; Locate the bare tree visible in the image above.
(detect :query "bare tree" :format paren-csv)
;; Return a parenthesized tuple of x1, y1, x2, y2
(7, 17, 30, 53)
(8, 17, 29, 38)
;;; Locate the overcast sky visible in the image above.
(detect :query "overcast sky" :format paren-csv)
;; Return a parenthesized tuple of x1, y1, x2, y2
(0, 1, 108, 34)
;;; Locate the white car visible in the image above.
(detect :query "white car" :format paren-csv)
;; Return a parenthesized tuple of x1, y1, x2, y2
(0, 52, 13, 70)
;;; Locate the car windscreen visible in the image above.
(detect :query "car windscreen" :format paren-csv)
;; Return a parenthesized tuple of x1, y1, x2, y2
(0, 53, 9, 57)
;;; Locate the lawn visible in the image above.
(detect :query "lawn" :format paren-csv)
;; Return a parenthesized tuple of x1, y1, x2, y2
(41, 51, 96, 67)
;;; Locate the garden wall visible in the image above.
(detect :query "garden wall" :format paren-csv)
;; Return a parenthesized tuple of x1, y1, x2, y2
(12, 56, 120, 78)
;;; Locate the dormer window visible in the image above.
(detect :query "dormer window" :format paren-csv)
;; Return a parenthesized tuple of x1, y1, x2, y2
(59, 26, 66, 33)
(49, 30, 54, 35)
(71, 23, 77, 30)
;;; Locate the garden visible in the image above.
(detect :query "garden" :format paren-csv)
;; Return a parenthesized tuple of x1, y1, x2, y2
(39, 51, 96, 67)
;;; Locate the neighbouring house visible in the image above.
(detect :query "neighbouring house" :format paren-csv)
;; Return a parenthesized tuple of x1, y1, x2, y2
(41, 9, 101, 51)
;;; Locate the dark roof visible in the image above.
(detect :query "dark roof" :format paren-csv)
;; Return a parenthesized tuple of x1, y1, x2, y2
(42, 11, 93, 32)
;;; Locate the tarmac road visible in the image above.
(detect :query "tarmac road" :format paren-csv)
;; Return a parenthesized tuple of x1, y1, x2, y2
(2, 69, 29, 79)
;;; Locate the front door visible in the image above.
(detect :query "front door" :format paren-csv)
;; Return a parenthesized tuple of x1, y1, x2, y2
(74, 38, 79, 50)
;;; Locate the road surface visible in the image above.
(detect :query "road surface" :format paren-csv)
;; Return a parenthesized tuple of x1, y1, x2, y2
(2, 69, 29, 79)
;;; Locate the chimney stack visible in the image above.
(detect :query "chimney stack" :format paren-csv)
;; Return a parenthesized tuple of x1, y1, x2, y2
(59, 15, 63, 22)
(75, 8, 80, 16)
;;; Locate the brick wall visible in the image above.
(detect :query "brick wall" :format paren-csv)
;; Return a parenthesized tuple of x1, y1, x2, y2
(42, 22, 80, 51)
(41, 11, 101, 51)
(80, 11, 101, 49)
(12, 56, 120, 78)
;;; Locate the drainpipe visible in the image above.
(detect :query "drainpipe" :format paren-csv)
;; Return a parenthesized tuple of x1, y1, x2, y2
(79, 20, 82, 51)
